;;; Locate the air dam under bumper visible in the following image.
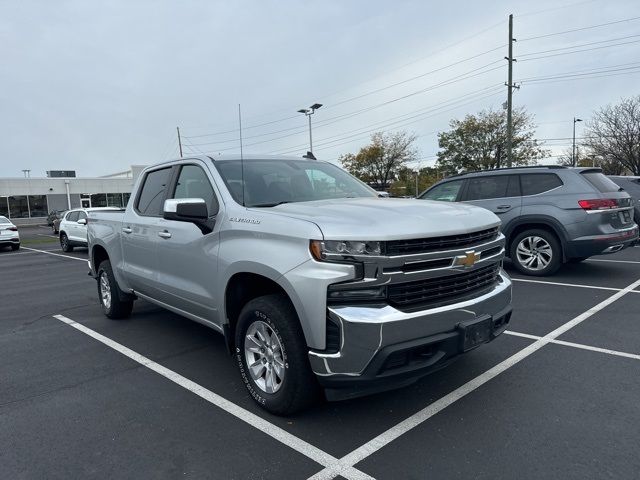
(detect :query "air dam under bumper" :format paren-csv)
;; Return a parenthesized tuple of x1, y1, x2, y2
(309, 271, 512, 401)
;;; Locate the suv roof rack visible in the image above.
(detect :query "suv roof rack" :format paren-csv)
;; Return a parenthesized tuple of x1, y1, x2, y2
(447, 165, 567, 178)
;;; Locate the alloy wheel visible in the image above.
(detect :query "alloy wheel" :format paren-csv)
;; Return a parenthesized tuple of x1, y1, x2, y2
(516, 235, 553, 271)
(244, 320, 285, 394)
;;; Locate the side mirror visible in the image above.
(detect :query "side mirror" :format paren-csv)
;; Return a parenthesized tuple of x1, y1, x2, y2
(163, 198, 208, 222)
(77, 218, 87, 225)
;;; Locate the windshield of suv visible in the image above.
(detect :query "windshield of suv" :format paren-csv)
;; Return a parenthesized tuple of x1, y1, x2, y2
(214, 159, 376, 207)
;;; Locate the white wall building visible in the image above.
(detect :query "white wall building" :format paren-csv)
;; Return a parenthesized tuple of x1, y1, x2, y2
(0, 165, 147, 224)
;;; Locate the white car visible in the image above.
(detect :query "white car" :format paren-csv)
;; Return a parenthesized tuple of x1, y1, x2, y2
(59, 207, 120, 252)
(0, 216, 20, 251)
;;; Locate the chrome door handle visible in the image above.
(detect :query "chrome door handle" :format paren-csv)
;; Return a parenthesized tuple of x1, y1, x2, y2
(122, 227, 132, 234)
(496, 205, 511, 210)
(158, 230, 172, 239)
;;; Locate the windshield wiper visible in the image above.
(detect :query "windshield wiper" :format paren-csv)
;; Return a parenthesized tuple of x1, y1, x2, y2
(250, 201, 292, 208)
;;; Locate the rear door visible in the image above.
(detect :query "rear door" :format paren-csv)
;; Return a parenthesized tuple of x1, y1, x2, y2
(121, 166, 174, 297)
(154, 162, 222, 323)
(460, 175, 522, 230)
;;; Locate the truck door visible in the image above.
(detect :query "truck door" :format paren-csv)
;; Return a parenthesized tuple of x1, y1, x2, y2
(155, 162, 221, 324)
(121, 166, 173, 297)
(461, 175, 522, 230)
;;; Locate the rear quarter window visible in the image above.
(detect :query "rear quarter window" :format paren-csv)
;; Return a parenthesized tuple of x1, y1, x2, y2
(581, 172, 620, 193)
(521, 173, 563, 196)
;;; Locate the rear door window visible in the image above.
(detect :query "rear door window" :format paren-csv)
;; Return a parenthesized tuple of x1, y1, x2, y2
(521, 173, 563, 196)
(463, 176, 510, 201)
(136, 167, 173, 216)
(581, 171, 621, 193)
(420, 180, 464, 202)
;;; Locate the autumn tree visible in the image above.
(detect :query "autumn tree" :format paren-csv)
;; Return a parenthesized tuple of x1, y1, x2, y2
(389, 166, 441, 197)
(557, 147, 625, 175)
(340, 131, 418, 189)
(436, 107, 548, 173)
(584, 96, 640, 175)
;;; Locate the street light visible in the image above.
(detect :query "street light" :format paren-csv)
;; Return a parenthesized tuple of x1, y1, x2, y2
(297, 103, 322, 155)
(572, 117, 583, 167)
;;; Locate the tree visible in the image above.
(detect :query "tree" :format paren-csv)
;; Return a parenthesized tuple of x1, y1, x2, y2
(340, 131, 418, 190)
(584, 96, 640, 175)
(436, 107, 548, 173)
(389, 166, 440, 197)
(557, 147, 625, 175)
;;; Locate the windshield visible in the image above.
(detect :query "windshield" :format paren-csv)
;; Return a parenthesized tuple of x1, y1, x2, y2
(214, 159, 376, 207)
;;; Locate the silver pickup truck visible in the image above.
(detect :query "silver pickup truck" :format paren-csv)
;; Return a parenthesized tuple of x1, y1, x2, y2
(88, 155, 513, 414)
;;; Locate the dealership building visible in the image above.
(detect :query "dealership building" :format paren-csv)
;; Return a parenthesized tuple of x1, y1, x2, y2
(0, 166, 147, 224)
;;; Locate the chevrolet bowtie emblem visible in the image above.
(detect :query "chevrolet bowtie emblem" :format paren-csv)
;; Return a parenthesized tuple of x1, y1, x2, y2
(454, 250, 481, 268)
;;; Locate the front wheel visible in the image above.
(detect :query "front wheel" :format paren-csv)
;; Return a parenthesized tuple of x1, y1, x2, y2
(97, 260, 134, 319)
(60, 233, 73, 252)
(235, 294, 319, 415)
(510, 229, 562, 276)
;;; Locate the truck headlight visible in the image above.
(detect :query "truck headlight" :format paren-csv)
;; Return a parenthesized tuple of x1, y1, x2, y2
(310, 240, 381, 260)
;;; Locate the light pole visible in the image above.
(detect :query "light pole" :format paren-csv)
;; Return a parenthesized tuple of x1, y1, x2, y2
(572, 117, 582, 167)
(297, 103, 322, 154)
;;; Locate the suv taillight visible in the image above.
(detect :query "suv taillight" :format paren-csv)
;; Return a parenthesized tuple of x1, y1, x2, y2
(7, 226, 18, 231)
(578, 199, 618, 210)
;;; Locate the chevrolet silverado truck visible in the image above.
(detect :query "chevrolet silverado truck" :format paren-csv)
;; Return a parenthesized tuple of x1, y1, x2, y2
(87, 155, 513, 414)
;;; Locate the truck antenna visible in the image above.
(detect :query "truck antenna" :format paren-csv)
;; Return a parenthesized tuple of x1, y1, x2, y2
(238, 103, 245, 207)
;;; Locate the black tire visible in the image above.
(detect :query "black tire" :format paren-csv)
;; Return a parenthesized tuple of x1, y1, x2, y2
(567, 256, 589, 264)
(60, 233, 73, 252)
(97, 260, 134, 319)
(235, 294, 319, 415)
(11, 244, 19, 251)
(510, 229, 562, 276)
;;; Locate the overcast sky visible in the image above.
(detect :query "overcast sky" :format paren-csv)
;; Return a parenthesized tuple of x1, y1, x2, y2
(2, 0, 639, 177)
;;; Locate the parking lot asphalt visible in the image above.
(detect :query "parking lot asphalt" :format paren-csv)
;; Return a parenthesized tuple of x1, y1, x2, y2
(1, 226, 639, 479)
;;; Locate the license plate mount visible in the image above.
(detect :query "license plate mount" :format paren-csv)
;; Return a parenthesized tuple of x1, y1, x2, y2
(459, 315, 493, 352)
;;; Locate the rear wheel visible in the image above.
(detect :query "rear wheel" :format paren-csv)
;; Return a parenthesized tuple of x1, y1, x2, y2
(97, 260, 134, 319)
(235, 294, 319, 415)
(510, 229, 562, 276)
(60, 233, 73, 252)
(11, 244, 19, 251)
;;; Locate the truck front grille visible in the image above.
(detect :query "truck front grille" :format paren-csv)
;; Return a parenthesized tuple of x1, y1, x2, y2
(387, 263, 501, 311)
(385, 227, 499, 256)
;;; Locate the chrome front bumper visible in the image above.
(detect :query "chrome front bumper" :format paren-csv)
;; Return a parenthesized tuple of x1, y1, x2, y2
(308, 270, 512, 378)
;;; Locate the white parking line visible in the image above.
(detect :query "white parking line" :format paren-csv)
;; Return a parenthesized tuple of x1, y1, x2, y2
(511, 278, 622, 292)
(307, 276, 640, 480)
(505, 331, 640, 361)
(36, 233, 58, 238)
(587, 258, 640, 265)
(52, 314, 374, 480)
(21, 247, 86, 262)
(511, 278, 640, 294)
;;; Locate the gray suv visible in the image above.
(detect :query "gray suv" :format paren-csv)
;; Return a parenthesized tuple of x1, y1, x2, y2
(419, 166, 639, 276)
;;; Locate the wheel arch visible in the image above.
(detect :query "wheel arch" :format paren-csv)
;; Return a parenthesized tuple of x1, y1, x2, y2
(223, 270, 306, 355)
(503, 215, 569, 261)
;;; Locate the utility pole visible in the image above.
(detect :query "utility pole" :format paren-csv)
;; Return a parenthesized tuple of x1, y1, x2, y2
(506, 14, 518, 167)
(415, 169, 419, 197)
(176, 126, 183, 158)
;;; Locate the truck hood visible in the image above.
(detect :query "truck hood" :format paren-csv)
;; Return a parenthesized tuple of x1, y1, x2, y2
(263, 197, 501, 240)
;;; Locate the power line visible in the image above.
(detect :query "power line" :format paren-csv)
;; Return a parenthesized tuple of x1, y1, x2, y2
(518, 15, 640, 42)
(519, 39, 640, 62)
(519, 34, 640, 57)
